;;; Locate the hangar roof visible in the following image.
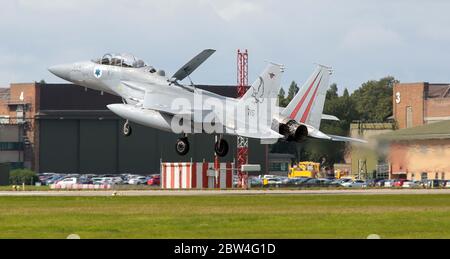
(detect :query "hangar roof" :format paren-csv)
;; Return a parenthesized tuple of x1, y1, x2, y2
(377, 120, 450, 141)
(426, 84, 450, 98)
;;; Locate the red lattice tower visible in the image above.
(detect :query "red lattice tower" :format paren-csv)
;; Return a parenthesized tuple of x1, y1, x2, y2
(237, 49, 249, 189)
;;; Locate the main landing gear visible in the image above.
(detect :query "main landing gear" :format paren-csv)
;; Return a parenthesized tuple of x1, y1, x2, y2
(175, 137, 190, 156)
(215, 138, 229, 157)
(123, 120, 132, 137)
(174, 135, 229, 157)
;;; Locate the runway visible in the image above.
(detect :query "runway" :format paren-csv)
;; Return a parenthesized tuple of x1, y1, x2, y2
(1, 189, 450, 197)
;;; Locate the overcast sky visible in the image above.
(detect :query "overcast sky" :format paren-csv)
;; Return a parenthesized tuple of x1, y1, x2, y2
(1, 0, 450, 93)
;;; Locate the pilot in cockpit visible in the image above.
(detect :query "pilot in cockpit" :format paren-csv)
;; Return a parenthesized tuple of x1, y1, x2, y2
(95, 53, 161, 75)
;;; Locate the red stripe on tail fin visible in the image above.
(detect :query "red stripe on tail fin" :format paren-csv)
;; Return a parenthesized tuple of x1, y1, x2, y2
(290, 71, 321, 120)
(300, 75, 323, 123)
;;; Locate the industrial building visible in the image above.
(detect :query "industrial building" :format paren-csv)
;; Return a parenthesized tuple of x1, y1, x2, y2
(393, 82, 450, 129)
(0, 82, 272, 175)
(379, 120, 450, 180)
(350, 82, 450, 180)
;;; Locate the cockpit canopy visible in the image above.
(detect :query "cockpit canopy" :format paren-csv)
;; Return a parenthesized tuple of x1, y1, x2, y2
(94, 53, 148, 68)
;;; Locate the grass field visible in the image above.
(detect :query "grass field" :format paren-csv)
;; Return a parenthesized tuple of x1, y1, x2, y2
(1, 194, 450, 239)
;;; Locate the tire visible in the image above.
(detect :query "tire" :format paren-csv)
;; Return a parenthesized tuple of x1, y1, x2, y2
(123, 122, 132, 137)
(175, 138, 190, 156)
(215, 139, 229, 157)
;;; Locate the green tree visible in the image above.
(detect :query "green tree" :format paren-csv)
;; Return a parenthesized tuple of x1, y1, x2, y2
(327, 83, 339, 100)
(9, 169, 38, 185)
(286, 81, 299, 103)
(278, 88, 287, 107)
(351, 77, 396, 122)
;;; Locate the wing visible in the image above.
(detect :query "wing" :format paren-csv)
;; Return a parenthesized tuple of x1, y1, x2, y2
(171, 49, 216, 82)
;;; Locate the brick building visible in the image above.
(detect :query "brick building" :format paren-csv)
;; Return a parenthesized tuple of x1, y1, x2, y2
(382, 82, 450, 180)
(393, 83, 450, 129)
(0, 84, 37, 169)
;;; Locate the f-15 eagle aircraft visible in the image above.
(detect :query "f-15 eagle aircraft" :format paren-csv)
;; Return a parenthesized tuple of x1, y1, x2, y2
(49, 50, 285, 157)
(49, 50, 365, 157)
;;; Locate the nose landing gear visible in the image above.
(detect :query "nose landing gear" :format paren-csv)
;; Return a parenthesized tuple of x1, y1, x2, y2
(123, 121, 132, 137)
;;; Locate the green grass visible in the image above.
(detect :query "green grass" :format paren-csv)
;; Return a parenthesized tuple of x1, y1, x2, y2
(1, 195, 450, 239)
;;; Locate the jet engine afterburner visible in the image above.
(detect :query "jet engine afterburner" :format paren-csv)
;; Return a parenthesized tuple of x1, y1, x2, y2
(279, 120, 309, 142)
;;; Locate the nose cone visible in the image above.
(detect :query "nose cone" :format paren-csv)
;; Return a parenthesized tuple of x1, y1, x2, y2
(48, 64, 72, 81)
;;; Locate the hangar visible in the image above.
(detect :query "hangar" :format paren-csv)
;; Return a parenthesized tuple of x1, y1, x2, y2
(0, 82, 269, 175)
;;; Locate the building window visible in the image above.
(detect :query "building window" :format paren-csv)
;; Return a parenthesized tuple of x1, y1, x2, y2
(442, 173, 446, 180)
(411, 173, 415, 181)
(376, 164, 390, 179)
(435, 173, 439, 180)
(421, 173, 428, 181)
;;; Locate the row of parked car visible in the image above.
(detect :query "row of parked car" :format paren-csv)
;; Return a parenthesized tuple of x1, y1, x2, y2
(38, 173, 161, 186)
(249, 176, 450, 189)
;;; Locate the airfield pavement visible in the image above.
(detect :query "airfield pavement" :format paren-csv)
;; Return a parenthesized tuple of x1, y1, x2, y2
(1, 189, 450, 197)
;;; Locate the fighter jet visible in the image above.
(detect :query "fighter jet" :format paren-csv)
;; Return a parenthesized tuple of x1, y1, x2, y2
(49, 50, 285, 157)
(49, 50, 365, 157)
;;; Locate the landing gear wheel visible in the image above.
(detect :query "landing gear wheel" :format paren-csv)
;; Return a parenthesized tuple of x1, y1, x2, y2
(123, 121, 132, 137)
(175, 138, 190, 156)
(215, 139, 229, 157)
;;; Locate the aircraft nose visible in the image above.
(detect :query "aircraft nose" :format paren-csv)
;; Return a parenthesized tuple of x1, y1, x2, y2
(48, 64, 72, 81)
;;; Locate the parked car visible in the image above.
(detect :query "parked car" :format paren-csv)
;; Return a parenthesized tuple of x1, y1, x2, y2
(147, 175, 161, 186)
(402, 181, 422, 188)
(393, 179, 408, 187)
(383, 180, 395, 188)
(330, 178, 352, 187)
(91, 177, 110, 185)
(299, 178, 322, 187)
(266, 178, 283, 186)
(56, 177, 78, 187)
(128, 176, 148, 185)
(45, 175, 65, 185)
(249, 177, 263, 187)
(341, 180, 367, 188)
(317, 178, 333, 186)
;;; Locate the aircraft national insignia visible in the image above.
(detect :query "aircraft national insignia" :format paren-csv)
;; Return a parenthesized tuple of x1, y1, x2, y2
(94, 68, 102, 78)
(251, 76, 265, 103)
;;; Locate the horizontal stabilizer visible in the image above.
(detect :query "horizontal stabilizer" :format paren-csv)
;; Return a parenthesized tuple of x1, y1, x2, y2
(322, 114, 340, 121)
(309, 129, 367, 144)
(328, 134, 368, 144)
